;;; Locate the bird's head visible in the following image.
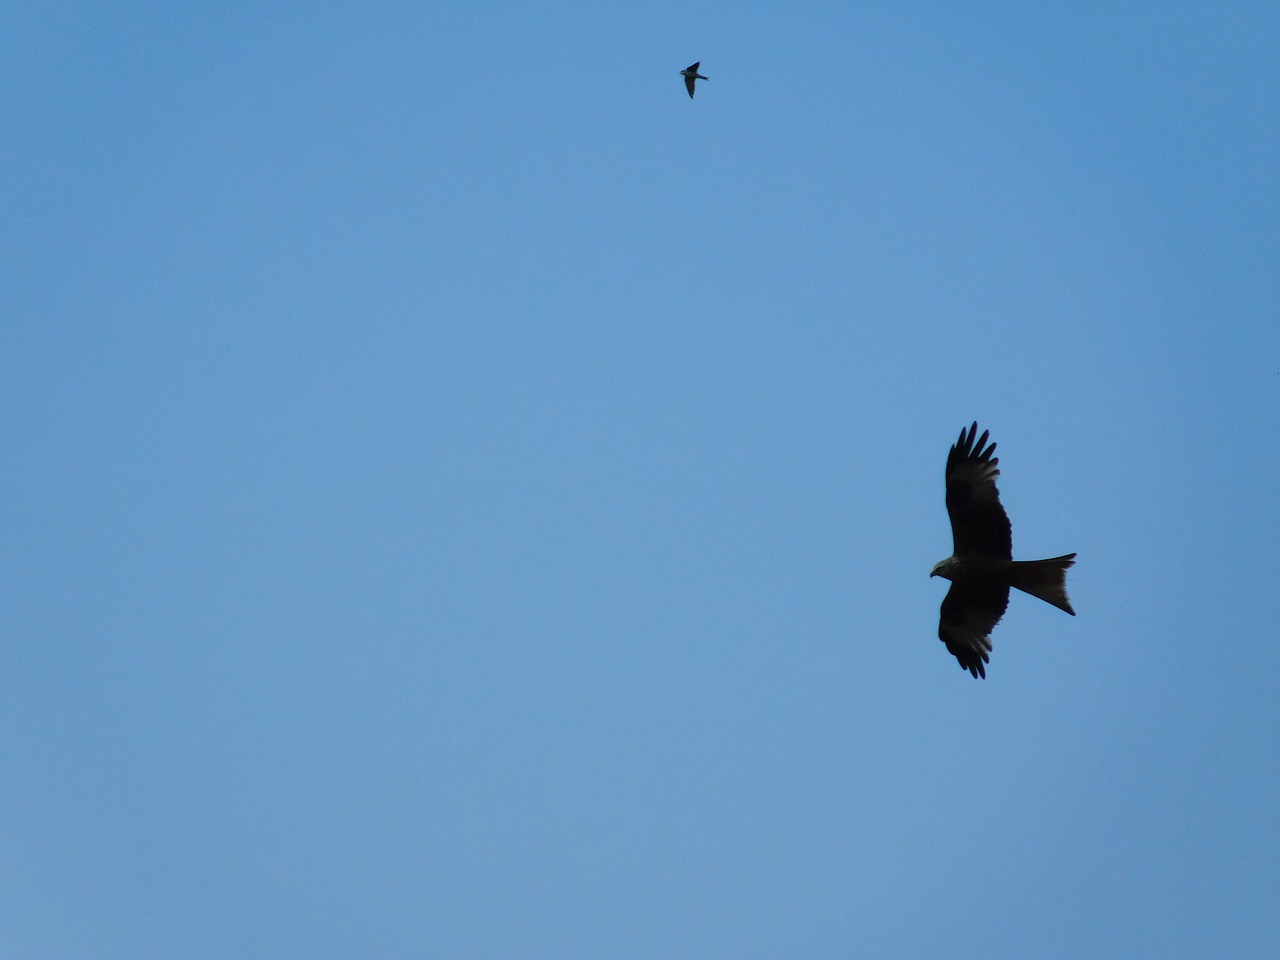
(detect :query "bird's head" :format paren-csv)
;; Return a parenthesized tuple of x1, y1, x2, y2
(931, 557, 958, 580)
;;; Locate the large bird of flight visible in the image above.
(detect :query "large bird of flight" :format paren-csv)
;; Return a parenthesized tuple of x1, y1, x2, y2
(931, 423, 1077, 678)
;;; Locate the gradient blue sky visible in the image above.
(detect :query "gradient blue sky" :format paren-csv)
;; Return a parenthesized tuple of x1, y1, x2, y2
(4, 3, 1278, 957)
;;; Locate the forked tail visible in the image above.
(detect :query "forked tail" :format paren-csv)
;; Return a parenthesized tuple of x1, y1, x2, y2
(1010, 554, 1077, 615)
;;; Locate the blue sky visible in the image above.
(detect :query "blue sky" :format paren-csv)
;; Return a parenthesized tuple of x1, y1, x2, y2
(3, 3, 1277, 957)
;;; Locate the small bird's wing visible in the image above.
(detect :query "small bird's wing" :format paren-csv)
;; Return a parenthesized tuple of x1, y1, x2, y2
(686, 61, 701, 73)
(945, 422, 1012, 559)
(684, 73, 697, 97)
(939, 581, 1010, 679)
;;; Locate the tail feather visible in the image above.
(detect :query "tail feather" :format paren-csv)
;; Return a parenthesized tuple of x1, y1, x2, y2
(1010, 554, 1077, 615)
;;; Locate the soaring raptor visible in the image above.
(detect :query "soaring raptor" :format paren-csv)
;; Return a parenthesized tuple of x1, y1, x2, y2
(932, 423, 1076, 678)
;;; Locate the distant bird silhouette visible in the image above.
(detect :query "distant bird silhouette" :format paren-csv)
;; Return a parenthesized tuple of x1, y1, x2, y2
(681, 61, 708, 98)
(931, 423, 1077, 678)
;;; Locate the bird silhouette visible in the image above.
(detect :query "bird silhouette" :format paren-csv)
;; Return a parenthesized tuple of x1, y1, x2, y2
(680, 61, 708, 98)
(931, 423, 1076, 678)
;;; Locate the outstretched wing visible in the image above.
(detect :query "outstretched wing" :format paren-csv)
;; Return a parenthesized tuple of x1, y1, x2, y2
(685, 61, 701, 73)
(939, 581, 1010, 679)
(685, 73, 697, 97)
(946, 422, 1011, 559)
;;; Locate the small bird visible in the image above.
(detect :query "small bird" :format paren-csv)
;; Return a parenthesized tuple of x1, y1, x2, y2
(931, 423, 1077, 678)
(681, 61, 708, 98)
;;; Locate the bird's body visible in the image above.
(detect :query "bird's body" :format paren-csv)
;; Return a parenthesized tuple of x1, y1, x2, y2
(681, 61, 708, 98)
(932, 423, 1076, 678)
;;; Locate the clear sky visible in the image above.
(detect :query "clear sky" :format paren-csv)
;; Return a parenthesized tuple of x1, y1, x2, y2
(4, 3, 1278, 957)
